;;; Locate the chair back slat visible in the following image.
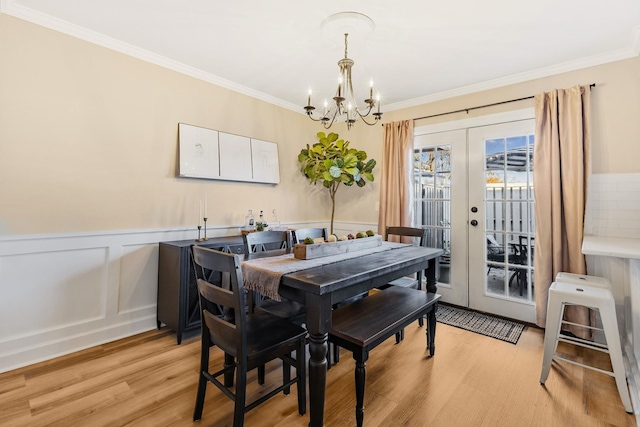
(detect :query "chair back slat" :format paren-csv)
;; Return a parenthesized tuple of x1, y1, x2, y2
(243, 230, 291, 253)
(197, 278, 237, 309)
(292, 227, 328, 244)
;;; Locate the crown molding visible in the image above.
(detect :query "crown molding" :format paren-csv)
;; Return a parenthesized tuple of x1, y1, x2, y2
(0, 0, 301, 113)
(386, 36, 640, 112)
(2, 0, 639, 116)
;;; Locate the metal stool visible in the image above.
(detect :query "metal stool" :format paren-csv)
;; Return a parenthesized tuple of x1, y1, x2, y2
(540, 281, 633, 413)
(555, 272, 612, 289)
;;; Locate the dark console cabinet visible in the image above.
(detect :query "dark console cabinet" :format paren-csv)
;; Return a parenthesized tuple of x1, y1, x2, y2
(157, 236, 245, 344)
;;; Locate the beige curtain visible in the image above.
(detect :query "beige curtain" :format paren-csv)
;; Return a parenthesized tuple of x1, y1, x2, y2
(378, 120, 414, 241)
(534, 85, 591, 338)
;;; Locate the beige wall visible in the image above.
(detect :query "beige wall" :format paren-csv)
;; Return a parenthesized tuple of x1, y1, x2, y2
(1, 13, 638, 235)
(0, 14, 346, 235)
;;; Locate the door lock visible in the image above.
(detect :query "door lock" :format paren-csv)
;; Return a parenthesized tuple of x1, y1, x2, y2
(470, 219, 478, 226)
(471, 207, 478, 213)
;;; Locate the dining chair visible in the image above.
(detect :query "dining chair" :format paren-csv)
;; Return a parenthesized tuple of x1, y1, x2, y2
(291, 227, 328, 244)
(191, 246, 306, 427)
(383, 226, 429, 289)
(381, 226, 430, 343)
(243, 231, 304, 320)
(243, 230, 292, 253)
(242, 230, 306, 381)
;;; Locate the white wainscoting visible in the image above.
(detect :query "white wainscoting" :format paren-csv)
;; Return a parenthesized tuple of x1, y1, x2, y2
(0, 220, 375, 374)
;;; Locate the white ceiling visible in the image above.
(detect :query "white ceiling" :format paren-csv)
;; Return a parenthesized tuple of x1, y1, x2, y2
(3, 0, 640, 113)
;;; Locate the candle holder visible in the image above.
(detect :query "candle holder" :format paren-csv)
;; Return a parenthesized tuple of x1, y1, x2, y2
(195, 225, 203, 242)
(203, 217, 209, 240)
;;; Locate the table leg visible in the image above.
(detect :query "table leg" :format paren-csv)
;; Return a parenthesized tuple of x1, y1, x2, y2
(426, 257, 438, 293)
(308, 332, 328, 427)
(305, 294, 332, 427)
(427, 303, 437, 357)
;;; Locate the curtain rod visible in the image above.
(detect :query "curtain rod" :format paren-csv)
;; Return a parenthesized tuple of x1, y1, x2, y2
(409, 83, 596, 123)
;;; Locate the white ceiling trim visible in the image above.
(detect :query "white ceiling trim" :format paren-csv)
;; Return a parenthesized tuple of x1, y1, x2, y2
(2, 0, 639, 116)
(0, 0, 301, 113)
(387, 36, 640, 112)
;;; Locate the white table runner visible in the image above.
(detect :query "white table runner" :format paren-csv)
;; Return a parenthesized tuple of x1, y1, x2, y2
(241, 241, 407, 300)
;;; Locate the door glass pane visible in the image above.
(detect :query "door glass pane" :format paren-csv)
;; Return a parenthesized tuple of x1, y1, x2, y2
(507, 201, 528, 233)
(485, 201, 504, 232)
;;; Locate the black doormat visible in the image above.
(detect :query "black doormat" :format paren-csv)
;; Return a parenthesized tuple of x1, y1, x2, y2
(436, 304, 526, 344)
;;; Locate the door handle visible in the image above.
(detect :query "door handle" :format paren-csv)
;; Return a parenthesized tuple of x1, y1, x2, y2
(470, 220, 478, 226)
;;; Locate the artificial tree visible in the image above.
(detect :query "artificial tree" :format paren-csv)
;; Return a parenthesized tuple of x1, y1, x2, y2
(298, 132, 376, 234)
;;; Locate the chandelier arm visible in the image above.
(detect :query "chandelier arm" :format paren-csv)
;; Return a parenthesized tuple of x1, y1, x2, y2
(305, 112, 325, 123)
(354, 113, 382, 126)
(322, 108, 340, 129)
(353, 104, 374, 118)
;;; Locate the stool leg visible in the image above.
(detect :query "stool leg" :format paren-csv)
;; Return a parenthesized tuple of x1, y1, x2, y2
(601, 301, 634, 413)
(540, 296, 564, 384)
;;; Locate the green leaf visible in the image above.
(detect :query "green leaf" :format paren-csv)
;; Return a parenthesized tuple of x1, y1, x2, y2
(343, 154, 358, 168)
(323, 171, 334, 181)
(336, 158, 344, 168)
(329, 165, 342, 178)
(355, 150, 367, 161)
(363, 172, 374, 182)
(340, 173, 352, 183)
(323, 180, 332, 188)
(327, 132, 339, 143)
(298, 152, 307, 163)
(363, 159, 376, 172)
(345, 167, 359, 176)
(323, 159, 333, 169)
(356, 179, 366, 187)
(312, 145, 324, 154)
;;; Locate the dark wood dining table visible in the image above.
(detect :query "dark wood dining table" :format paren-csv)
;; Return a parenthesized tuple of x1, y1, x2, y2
(245, 244, 443, 427)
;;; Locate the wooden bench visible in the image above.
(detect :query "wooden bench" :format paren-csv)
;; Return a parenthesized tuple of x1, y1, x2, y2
(329, 286, 441, 427)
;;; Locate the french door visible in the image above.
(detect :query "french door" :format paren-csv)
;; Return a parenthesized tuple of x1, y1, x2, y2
(414, 112, 536, 323)
(468, 120, 536, 323)
(414, 130, 468, 307)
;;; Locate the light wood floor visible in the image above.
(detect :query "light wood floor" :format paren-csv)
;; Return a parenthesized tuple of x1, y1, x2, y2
(0, 323, 636, 426)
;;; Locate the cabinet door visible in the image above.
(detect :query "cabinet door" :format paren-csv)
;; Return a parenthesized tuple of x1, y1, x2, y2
(226, 244, 245, 254)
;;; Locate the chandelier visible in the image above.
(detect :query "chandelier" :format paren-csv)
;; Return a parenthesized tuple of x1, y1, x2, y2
(304, 33, 383, 130)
